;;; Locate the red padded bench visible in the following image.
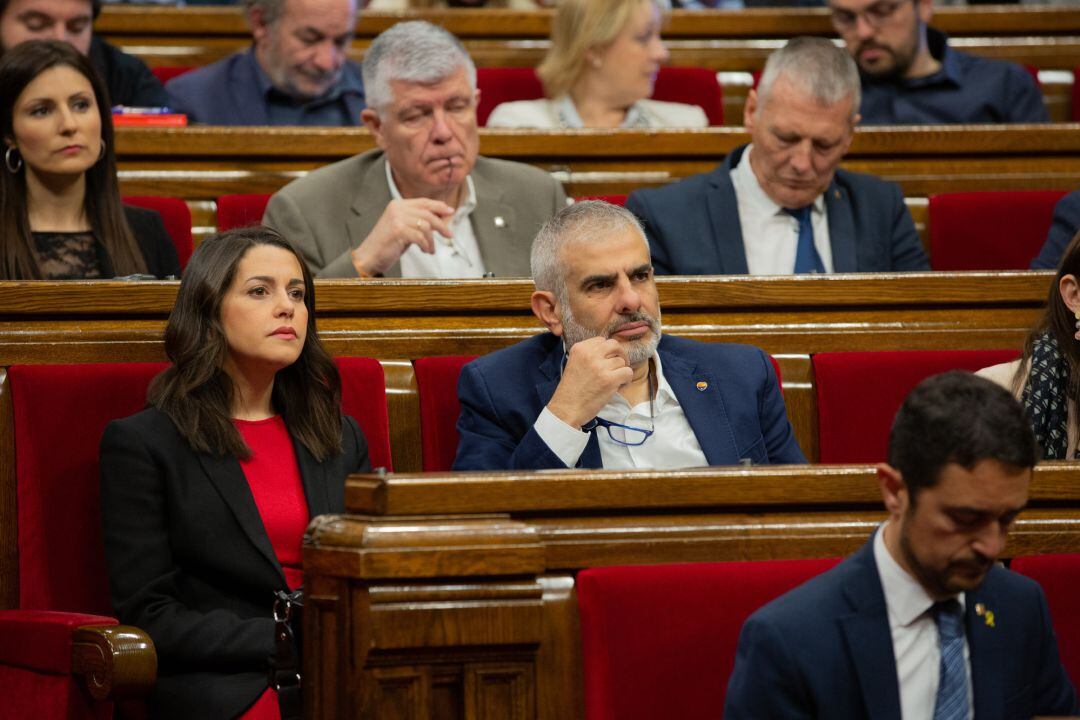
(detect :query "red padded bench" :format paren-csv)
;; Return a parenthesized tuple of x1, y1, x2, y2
(1011, 554, 1080, 690)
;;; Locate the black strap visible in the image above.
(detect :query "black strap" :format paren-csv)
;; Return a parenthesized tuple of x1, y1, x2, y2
(270, 589, 304, 720)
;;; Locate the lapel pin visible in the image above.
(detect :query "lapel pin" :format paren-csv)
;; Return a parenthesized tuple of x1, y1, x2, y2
(696, 381, 708, 392)
(975, 603, 995, 628)
(494, 216, 506, 228)
(833, 189, 841, 200)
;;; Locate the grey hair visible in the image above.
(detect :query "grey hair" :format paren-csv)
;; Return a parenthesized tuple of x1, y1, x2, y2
(531, 200, 648, 303)
(244, 0, 286, 26)
(362, 21, 477, 112)
(756, 36, 861, 118)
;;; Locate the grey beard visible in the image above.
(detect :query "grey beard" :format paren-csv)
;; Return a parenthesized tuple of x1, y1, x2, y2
(560, 307, 662, 366)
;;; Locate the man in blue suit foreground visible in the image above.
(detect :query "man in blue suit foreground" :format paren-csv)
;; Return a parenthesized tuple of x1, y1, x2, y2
(453, 200, 806, 471)
(626, 37, 929, 276)
(725, 371, 1077, 719)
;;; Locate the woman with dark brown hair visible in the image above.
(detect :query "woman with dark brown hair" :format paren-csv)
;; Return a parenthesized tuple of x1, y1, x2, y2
(0, 40, 178, 279)
(100, 226, 369, 719)
(979, 229, 1080, 459)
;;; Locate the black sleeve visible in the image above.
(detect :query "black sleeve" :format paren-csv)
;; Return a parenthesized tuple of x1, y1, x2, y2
(123, 205, 182, 279)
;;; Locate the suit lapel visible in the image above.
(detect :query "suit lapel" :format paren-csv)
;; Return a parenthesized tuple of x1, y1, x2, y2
(347, 154, 401, 277)
(659, 341, 739, 464)
(839, 542, 903, 720)
(234, 52, 270, 125)
(470, 167, 520, 277)
(535, 340, 602, 468)
(293, 434, 331, 517)
(825, 181, 858, 273)
(706, 160, 750, 275)
(966, 583, 1005, 720)
(197, 451, 284, 583)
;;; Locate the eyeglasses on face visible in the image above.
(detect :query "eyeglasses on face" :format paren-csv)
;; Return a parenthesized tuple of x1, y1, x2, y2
(830, 0, 907, 31)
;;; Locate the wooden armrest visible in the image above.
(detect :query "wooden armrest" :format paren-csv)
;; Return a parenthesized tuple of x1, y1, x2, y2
(71, 624, 157, 701)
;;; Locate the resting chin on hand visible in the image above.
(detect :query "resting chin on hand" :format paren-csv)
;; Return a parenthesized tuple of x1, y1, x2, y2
(546, 337, 634, 428)
(350, 197, 455, 276)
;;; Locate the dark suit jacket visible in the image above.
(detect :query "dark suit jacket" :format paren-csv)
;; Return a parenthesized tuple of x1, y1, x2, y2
(89, 37, 168, 108)
(118, 205, 182, 279)
(453, 332, 806, 470)
(724, 537, 1078, 719)
(100, 408, 370, 719)
(1031, 189, 1080, 270)
(625, 145, 929, 275)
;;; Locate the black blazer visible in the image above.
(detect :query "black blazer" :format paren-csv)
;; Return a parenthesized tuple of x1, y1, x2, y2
(115, 205, 182, 279)
(100, 407, 370, 719)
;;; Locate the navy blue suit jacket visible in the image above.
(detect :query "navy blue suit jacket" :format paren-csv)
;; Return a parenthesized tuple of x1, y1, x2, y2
(625, 145, 929, 275)
(1031, 190, 1080, 270)
(725, 538, 1078, 720)
(453, 332, 806, 470)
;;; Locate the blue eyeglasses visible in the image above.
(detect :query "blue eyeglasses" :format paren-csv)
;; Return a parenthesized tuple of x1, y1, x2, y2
(583, 416, 655, 447)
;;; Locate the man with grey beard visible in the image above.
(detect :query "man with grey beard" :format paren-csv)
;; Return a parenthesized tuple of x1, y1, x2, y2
(452, 200, 807, 471)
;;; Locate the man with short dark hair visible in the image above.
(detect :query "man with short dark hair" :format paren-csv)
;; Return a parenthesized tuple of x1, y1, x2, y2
(829, 0, 1048, 124)
(725, 371, 1077, 719)
(0, 0, 167, 106)
(1031, 189, 1080, 270)
(627, 37, 927, 276)
(453, 200, 806, 471)
(165, 0, 365, 125)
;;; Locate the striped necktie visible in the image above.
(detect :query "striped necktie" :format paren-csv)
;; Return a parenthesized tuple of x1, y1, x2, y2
(932, 599, 968, 720)
(784, 205, 825, 274)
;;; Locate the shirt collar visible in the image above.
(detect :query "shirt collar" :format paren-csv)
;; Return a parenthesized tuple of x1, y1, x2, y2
(596, 350, 678, 414)
(873, 521, 965, 628)
(246, 46, 364, 105)
(384, 160, 477, 217)
(734, 145, 826, 216)
(555, 95, 651, 129)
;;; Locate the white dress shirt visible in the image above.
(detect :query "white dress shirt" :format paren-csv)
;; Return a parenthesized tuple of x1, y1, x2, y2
(873, 523, 974, 720)
(729, 145, 834, 275)
(386, 163, 487, 279)
(532, 352, 709, 469)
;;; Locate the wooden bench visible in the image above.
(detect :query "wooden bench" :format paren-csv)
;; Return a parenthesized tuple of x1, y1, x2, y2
(299, 463, 1080, 719)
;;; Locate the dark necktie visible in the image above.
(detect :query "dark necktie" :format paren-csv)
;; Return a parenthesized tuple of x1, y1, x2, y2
(932, 599, 968, 720)
(785, 206, 825, 274)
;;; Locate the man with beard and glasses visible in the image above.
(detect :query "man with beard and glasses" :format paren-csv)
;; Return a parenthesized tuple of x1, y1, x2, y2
(452, 200, 806, 471)
(829, 0, 1047, 124)
(626, 37, 928, 277)
(725, 371, 1077, 720)
(164, 0, 365, 125)
(263, 21, 566, 278)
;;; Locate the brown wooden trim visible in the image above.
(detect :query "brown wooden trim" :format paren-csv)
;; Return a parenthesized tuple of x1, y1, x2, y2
(71, 624, 157, 701)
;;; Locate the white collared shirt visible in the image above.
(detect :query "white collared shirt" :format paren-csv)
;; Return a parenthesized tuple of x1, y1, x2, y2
(873, 523, 974, 720)
(533, 352, 709, 469)
(385, 162, 487, 279)
(729, 145, 834, 275)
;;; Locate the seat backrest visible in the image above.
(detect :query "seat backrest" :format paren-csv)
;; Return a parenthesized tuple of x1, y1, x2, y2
(577, 557, 842, 720)
(476, 67, 723, 126)
(122, 196, 193, 269)
(413, 356, 477, 471)
(1010, 554, 1080, 689)
(336, 357, 393, 471)
(9, 363, 168, 613)
(152, 66, 195, 85)
(813, 349, 1019, 463)
(929, 190, 1067, 271)
(216, 194, 272, 233)
(576, 195, 628, 206)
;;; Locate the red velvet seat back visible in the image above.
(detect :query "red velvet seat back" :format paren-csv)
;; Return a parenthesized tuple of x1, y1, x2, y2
(336, 357, 393, 471)
(814, 349, 1019, 463)
(577, 557, 842, 720)
(122, 196, 193, 269)
(216, 194, 272, 233)
(413, 356, 477, 471)
(576, 195, 628, 206)
(928, 190, 1067, 271)
(150, 66, 194, 85)
(1010, 554, 1080, 688)
(476, 67, 723, 126)
(10, 363, 168, 613)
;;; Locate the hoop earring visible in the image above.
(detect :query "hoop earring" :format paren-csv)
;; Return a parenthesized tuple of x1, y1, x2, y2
(98, 139, 106, 162)
(1074, 309, 1080, 340)
(4, 147, 21, 173)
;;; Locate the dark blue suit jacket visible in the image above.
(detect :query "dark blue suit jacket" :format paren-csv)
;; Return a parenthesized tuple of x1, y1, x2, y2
(725, 538, 1078, 720)
(1031, 189, 1080, 270)
(453, 332, 806, 470)
(625, 145, 929, 275)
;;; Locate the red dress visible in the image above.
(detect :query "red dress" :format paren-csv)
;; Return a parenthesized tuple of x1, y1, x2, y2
(233, 416, 309, 720)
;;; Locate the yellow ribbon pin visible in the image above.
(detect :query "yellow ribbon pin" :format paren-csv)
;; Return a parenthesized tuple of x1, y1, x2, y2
(975, 603, 995, 628)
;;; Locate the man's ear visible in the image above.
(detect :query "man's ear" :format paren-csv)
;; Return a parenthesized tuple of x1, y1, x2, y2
(361, 108, 385, 147)
(247, 4, 272, 44)
(876, 462, 907, 517)
(531, 290, 563, 336)
(915, 0, 933, 26)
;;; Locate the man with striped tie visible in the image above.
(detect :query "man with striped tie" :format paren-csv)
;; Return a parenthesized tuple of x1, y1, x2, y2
(725, 371, 1077, 719)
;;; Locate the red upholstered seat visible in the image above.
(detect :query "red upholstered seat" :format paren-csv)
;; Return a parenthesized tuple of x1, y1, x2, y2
(150, 66, 194, 85)
(577, 557, 841, 720)
(928, 190, 1067, 271)
(122, 196, 193, 269)
(576, 195, 628, 206)
(813, 349, 1019, 463)
(1074, 67, 1080, 121)
(336, 357, 393, 471)
(1011, 554, 1080, 689)
(413, 356, 477, 471)
(476, 67, 723, 126)
(217, 194, 272, 233)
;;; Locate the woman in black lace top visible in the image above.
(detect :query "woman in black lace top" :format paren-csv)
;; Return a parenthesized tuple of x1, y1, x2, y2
(0, 40, 180, 279)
